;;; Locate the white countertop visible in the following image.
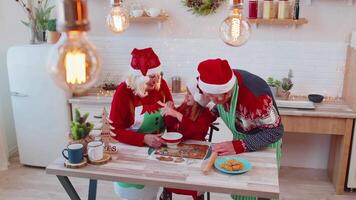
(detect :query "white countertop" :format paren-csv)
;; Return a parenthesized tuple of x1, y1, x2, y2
(69, 94, 356, 119)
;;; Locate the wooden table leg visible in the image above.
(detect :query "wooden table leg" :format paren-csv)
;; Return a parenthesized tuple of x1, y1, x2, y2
(328, 119, 354, 194)
(57, 176, 81, 200)
(88, 179, 97, 200)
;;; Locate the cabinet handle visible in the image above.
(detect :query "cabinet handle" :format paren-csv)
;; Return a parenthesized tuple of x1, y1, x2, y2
(94, 115, 102, 119)
(10, 92, 29, 97)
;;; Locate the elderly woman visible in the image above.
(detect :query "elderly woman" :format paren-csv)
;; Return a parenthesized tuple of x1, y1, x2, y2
(110, 47, 173, 200)
(197, 59, 283, 200)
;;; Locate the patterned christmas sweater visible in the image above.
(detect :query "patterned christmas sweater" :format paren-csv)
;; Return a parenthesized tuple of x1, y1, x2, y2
(212, 69, 284, 153)
(109, 79, 173, 146)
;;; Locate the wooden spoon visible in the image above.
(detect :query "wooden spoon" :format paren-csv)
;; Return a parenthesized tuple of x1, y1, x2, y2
(203, 152, 218, 175)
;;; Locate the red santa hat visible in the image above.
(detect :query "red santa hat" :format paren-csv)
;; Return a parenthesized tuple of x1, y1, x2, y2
(186, 78, 210, 107)
(197, 59, 236, 94)
(130, 47, 161, 76)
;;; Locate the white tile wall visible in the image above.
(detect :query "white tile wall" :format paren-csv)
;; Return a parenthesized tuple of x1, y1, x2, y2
(92, 36, 347, 97)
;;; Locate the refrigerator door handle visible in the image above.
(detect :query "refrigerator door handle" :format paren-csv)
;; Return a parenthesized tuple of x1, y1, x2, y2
(11, 91, 29, 97)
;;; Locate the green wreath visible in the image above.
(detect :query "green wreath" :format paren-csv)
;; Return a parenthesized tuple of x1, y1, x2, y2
(182, 0, 226, 16)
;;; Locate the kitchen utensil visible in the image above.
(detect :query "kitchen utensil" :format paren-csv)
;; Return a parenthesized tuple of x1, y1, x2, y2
(161, 132, 183, 148)
(203, 152, 218, 175)
(308, 94, 324, 103)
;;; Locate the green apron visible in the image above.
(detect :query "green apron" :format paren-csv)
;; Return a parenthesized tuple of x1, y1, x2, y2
(217, 83, 282, 200)
(116, 109, 164, 189)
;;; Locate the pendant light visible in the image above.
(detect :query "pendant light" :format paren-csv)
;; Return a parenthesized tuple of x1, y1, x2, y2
(48, 0, 102, 93)
(106, 0, 130, 33)
(220, 0, 251, 47)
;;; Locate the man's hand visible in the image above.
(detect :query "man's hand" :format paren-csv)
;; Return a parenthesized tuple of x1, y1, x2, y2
(144, 134, 164, 148)
(212, 141, 236, 156)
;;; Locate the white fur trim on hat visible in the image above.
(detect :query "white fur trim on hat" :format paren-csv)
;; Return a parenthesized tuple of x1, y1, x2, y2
(146, 65, 162, 76)
(198, 73, 236, 94)
(131, 66, 162, 76)
(186, 79, 210, 107)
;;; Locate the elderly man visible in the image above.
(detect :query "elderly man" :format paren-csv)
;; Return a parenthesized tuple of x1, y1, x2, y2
(197, 58, 283, 200)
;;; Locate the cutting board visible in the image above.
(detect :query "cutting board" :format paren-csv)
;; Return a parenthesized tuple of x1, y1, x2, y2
(276, 100, 315, 110)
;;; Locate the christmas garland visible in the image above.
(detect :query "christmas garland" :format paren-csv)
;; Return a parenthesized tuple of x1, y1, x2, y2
(182, 0, 226, 16)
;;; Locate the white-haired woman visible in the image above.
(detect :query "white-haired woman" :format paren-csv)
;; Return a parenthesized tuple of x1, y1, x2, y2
(110, 47, 173, 200)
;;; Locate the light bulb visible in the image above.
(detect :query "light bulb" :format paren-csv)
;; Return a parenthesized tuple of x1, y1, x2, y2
(49, 31, 101, 93)
(106, 0, 129, 33)
(220, 1, 251, 47)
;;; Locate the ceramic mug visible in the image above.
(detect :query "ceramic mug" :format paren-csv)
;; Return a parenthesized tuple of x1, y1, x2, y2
(131, 9, 144, 17)
(62, 143, 84, 164)
(88, 141, 104, 161)
(145, 8, 161, 17)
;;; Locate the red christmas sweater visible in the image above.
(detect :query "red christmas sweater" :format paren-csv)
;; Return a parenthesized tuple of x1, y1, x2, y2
(164, 105, 217, 141)
(212, 69, 284, 153)
(109, 79, 173, 146)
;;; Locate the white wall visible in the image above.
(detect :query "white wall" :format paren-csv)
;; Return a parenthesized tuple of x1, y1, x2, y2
(0, 1, 29, 156)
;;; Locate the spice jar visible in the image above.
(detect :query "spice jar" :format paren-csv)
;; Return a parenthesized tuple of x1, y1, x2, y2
(171, 76, 181, 93)
(263, 0, 275, 19)
(248, 0, 258, 19)
(278, 0, 290, 19)
(257, 0, 264, 18)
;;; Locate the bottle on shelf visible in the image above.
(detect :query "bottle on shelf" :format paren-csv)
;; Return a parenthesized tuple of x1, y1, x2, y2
(263, 0, 274, 19)
(278, 0, 290, 19)
(257, 0, 264, 18)
(293, 0, 300, 20)
(248, 0, 258, 19)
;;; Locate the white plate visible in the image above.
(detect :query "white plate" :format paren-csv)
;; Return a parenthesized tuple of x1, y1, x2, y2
(276, 100, 315, 110)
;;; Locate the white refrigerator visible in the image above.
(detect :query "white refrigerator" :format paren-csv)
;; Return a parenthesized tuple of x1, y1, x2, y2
(7, 45, 71, 167)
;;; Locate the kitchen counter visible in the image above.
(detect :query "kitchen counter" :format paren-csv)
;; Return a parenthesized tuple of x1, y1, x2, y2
(280, 101, 356, 119)
(68, 95, 356, 119)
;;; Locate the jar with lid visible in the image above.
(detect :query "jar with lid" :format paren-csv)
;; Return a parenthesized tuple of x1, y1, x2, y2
(278, 0, 290, 19)
(248, 0, 258, 19)
(171, 76, 181, 93)
(263, 0, 275, 19)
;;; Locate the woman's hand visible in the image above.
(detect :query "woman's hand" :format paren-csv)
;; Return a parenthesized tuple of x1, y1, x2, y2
(212, 141, 236, 156)
(144, 134, 164, 148)
(162, 106, 183, 122)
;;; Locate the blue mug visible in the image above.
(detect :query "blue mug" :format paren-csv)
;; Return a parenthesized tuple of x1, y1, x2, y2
(62, 143, 84, 164)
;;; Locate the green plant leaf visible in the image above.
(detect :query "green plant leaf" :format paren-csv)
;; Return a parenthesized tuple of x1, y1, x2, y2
(74, 109, 81, 122)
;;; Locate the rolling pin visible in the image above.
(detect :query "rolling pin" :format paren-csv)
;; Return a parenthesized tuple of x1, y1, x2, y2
(203, 152, 218, 175)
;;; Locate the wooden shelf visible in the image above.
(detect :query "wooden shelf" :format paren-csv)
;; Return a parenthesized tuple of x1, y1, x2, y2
(248, 18, 308, 26)
(129, 14, 168, 23)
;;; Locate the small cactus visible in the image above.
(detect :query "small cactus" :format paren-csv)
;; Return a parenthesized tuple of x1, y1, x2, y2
(71, 109, 94, 140)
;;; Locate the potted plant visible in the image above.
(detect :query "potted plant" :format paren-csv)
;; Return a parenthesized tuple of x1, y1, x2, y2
(267, 77, 281, 98)
(47, 19, 61, 44)
(15, 0, 54, 43)
(69, 108, 94, 155)
(278, 69, 294, 100)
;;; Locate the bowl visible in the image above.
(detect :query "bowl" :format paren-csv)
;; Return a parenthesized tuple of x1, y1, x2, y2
(145, 8, 161, 17)
(161, 132, 183, 148)
(308, 94, 324, 103)
(131, 9, 144, 17)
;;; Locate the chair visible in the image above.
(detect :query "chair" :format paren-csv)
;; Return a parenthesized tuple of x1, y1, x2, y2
(161, 123, 219, 200)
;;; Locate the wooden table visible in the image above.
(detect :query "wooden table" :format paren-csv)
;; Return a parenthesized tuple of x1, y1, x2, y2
(280, 101, 356, 194)
(46, 143, 279, 200)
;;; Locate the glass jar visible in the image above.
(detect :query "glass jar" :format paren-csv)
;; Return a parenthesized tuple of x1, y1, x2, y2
(263, 0, 275, 19)
(171, 76, 181, 93)
(278, 0, 290, 19)
(248, 0, 258, 19)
